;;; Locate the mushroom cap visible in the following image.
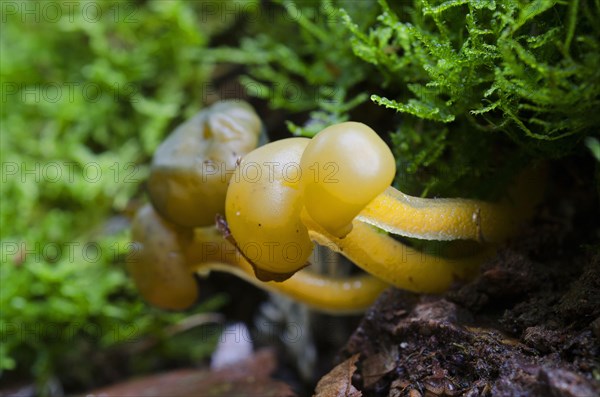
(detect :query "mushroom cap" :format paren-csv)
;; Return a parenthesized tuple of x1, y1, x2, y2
(148, 101, 261, 227)
(225, 138, 314, 279)
(300, 122, 396, 237)
(128, 204, 198, 310)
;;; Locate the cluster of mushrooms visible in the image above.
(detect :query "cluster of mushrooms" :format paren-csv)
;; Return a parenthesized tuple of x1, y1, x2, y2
(128, 101, 544, 313)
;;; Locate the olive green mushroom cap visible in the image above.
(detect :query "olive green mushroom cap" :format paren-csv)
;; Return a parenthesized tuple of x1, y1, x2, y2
(148, 101, 262, 227)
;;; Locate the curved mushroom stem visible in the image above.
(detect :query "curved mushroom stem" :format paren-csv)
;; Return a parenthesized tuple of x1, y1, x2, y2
(356, 165, 547, 243)
(129, 204, 387, 313)
(301, 209, 491, 293)
(296, 165, 546, 292)
(185, 226, 388, 314)
(193, 261, 388, 314)
(357, 186, 513, 243)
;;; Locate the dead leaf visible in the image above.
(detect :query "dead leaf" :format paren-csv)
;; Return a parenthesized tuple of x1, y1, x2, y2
(362, 346, 398, 388)
(313, 354, 362, 397)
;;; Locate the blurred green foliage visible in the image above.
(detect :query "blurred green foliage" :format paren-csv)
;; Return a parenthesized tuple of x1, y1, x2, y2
(205, 0, 380, 135)
(0, 0, 233, 393)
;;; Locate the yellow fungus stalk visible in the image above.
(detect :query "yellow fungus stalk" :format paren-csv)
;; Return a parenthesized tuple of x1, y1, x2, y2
(302, 210, 489, 293)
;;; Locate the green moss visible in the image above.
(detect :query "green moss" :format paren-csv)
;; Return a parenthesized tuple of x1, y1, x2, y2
(217, 0, 599, 197)
(0, 1, 236, 392)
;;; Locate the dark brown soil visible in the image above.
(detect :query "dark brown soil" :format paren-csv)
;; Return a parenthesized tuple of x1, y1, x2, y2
(337, 162, 600, 397)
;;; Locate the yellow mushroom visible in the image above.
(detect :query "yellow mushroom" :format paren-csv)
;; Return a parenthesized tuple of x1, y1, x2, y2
(300, 122, 396, 238)
(300, 121, 544, 244)
(224, 138, 314, 281)
(222, 121, 544, 292)
(148, 101, 261, 227)
(130, 111, 544, 313)
(127, 204, 198, 310)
